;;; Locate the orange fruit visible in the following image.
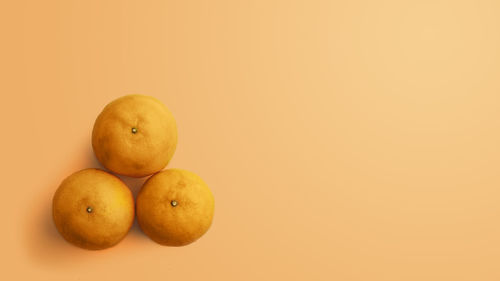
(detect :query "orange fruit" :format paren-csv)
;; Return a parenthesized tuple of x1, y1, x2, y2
(52, 169, 134, 250)
(136, 169, 215, 246)
(92, 94, 178, 177)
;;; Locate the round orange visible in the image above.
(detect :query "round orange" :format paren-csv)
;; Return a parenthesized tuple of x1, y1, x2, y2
(92, 94, 178, 177)
(136, 169, 215, 246)
(52, 169, 135, 250)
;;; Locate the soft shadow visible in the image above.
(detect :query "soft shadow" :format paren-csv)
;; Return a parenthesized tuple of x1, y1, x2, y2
(25, 145, 104, 266)
(26, 187, 91, 266)
(25, 144, 149, 267)
(116, 175, 146, 200)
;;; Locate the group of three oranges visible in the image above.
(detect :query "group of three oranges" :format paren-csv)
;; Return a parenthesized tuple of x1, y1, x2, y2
(52, 95, 215, 250)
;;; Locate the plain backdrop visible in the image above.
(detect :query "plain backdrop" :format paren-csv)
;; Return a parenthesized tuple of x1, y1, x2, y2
(2, 1, 500, 280)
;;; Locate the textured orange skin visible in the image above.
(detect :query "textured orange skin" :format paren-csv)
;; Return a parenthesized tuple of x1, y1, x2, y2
(136, 169, 215, 246)
(92, 95, 178, 177)
(52, 169, 135, 250)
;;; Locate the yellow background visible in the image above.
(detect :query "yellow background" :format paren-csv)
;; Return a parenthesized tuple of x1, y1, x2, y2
(2, 1, 500, 280)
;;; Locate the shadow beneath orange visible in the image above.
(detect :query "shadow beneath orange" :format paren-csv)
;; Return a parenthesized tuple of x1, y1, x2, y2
(25, 144, 150, 267)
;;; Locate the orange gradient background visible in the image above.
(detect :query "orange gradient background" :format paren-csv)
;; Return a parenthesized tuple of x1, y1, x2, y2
(2, 1, 500, 280)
